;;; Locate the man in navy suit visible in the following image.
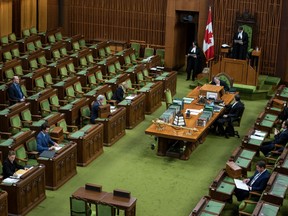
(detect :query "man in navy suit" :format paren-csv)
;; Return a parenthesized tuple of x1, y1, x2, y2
(7, 76, 25, 105)
(37, 123, 59, 153)
(214, 94, 244, 136)
(112, 81, 127, 103)
(260, 120, 288, 156)
(234, 161, 270, 201)
(90, 94, 105, 124)
(232, 26, 249, 60)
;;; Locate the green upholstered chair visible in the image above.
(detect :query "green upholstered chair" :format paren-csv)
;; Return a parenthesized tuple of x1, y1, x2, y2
(35, 40, 42, 49)
(108, 64, 117, 76)
(21, 84, 28, 97)
(29, 59, 39, 70)
(72, 41, 81, 52)
(106, 89, 117, 106)
(22, 29, 30, 37)
(55, 32, 63, 41)
(60, 47, 68, 57)
(125, 79, 137, 93)
(20, 109, 33, 126)
(43, 73, 54, 86)
(35, 76, 46, 91)
(5, 68, 14, 82)
(79, 39, 86, 48)
(48, 34, 56, 44)
(57, 119, 78, 137)
(65, 86, 77, 102)
(164, 88, 172, 109)
(95, 70, 108, 84)
(80, 105, 91, 126)
(27, 42, 36, 52)
(53, 50, 61, 60)
(216, 72, 234, 90)
(97, 205, 113, 216)
(136, 71, 152, 87)
(9, 33, 17, 42)
(130, 52, 138, 64)
(25, 137, 39, 159)
(131, 42, 141, 58)
(30, 26, 37, 34)
(98, 48, 106, 59)
(15, 144, 28, 166)
(67, 62, 77, 75)
(38, 56, 47, 66)
(3, 51, 12, 61)
(114, 60, 124, 73)
(142, 68, 154, 81)
(70, 197, 95, 216)
(238, 192, 262, 216)
(124, 55, 132, 67)
(1, 35, 9, 45)
(11, 48, 20, 58)
(59, 66, 69, 79)
(86, 54, 95, 64)
(144, 47, 154, 58)
(40, 99, 52, 116)
(156, 48, 165, 66)
(10, 114, 23, 134)
(242, 24, 253, 53)
(14, 65, 24, 77)
(80, 57, 88, 68)
(73, 81, 85, 97)
(49, 94, 61, 110)
(105, 46, 112, 56)
(87, 74, 98, 89)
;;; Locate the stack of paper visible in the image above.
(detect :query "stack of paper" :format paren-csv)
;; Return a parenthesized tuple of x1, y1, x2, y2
(183, 97, 194, 104)
(250, 135, 265, 141)
(185, 109, 202, 115)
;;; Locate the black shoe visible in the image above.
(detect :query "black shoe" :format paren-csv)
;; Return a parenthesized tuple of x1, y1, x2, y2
(186, 78, 190, 81)
(225, 133, 230, 139)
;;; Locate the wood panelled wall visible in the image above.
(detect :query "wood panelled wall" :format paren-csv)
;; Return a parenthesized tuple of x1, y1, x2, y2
(0, 0, 13, 36)
(66, 0, 167, 45)
(213, 0, 282, 76)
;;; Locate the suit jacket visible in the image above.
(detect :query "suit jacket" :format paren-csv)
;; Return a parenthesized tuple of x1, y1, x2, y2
(90, 101, 101, 124)
(226, 101, 244, 120)
(211, 80, 230, 92)
(112, 86, 124, 103)
(272, 129, 288, 145)
(248, 169, 270, 192)
(7, 83, 24, 104)
(2, 158, 24, 179)
(37, 131, 55, 153)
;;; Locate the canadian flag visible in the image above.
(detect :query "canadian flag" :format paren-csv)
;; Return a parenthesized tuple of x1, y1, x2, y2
(203, 7, 214, 62)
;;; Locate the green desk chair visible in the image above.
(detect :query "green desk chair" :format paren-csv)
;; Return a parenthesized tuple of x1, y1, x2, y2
(20, 109, 33, 126)
(35, 76, 46, 91)
(15, 144, 28, 166)
(10, 114, 24, 135)
(164, 88, 172, 109)
(97, 204, 113, 216)
(21, 84, 28, 97)
(27, 42, 36, 52)
(5, 68, 14, 82)
(14, 65, 24, 77)
(98, 48, 106, 59)
(130, 52, 139, 64)
(105, 89, 117, 106)
(136, 71, 152, 87)
(125, 79, 137, 93)
(156, 48, 165, 66)
(35, 40, 42, 49)
(80, 105, 91, 126)
(87, 74, 98, 89)
(108, 64, 117, 76)
(95, 70, 109, 84)
(143, 68, 154, 81)
(55, 32, 63, 41)
(11, 48, 20, 58)
(49, 94, 62, 110)
(124, 55, 133, 68)
(105, 46, 112, 56)
(131, 42, 141, 58)
(53, 50, 61, 61)
(238, 192, 262, 216)
(115, 60, 124, 73)
(8, 33, 17, 42)
(25, 137, 39, 159)
(40, 99, 52, 117)
(65, 86, 77, 102)
(30, 26, 37, 35)
(48, 35, 56, 44)
(59, 66, 69, 79)
(3, 51, 12, 62)
(79, 39, 86, 48)
(29, 59, 39, 70)
(1, 35, 9, 45)
(86, 54, 96, 65)
(43, 73, 54, 86)
(60, 47, 68, 57)
(22, 29, 30, 38)
(57, 119, 78, 137)
(144, 47, 154, 58)
(79, 57, 88, 68)
(70, 197, 96, 216)
(73, 81, 86, 97)
(38, 56, 47, 66)
(72, 41, 81, 52)
(67, 62, 77, 75)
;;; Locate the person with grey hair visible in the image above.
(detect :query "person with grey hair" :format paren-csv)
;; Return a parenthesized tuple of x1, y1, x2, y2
(90, 94, 105, 124)
(211, 76, 230, 91)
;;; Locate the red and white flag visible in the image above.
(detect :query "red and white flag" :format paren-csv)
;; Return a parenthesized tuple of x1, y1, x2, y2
(203, 7, 214, 62)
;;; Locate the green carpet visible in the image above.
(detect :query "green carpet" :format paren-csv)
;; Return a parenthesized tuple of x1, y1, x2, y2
(27, 72, 288, 216)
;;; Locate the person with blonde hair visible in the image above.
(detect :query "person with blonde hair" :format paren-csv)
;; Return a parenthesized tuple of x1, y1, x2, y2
(112, 81, 127, 103)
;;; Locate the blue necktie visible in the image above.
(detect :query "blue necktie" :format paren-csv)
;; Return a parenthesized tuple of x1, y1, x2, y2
(15, 84, 23, 98)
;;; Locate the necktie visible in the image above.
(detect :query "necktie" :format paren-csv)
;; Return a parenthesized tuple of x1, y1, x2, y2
(16, 84, 23, 98)
(249, 172, 262, 186)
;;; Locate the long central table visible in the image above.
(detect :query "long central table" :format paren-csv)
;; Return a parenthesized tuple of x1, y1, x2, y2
(145, 86, 235, 160)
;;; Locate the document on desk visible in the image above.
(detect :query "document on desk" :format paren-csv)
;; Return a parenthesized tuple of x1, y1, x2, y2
(254, 130, 266, 137)
(125, 95, 136, 100)
(234, 179, 249, 191)
(250, 135, 265, 141)
(186, 109, 202, 115)
(55, 146, 63, 151)
(2, 177, 20, 184)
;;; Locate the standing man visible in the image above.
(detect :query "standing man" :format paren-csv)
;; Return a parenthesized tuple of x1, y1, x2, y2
(232, 26, 249, 60)
(234, 161, 270, 201)
(37, 123, 59, 153)
(7, 76, 25, 105)
(186, 41, 202, 81)
(90, 94, 105, 124)
(2, 150, 24, 179)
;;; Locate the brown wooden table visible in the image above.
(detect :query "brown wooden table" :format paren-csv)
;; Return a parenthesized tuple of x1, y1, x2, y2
(117, 93, 146, 129)
(0, 165, 46, 216)
(145, 86, 235, 160)
(37, 142, 77, 190)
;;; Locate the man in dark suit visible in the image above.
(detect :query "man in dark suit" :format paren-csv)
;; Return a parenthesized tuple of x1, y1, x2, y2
(2, 150, 25, 179)
(234, 161, 270, 201)
(112, 81, 127, 103)
(231, 26, 249, 60)
(7, 76, 25, 105)
(90, 94, 105, 124)
(211, 76, 230, 92)
(214, 94, 244, 136)
(260, 120, 288, 157)
(186, 41, 202, 81)
(37, 123, 59, 153)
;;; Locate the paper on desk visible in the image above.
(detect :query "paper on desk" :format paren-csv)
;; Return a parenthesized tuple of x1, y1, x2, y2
(126, 95, 136, 100)
(250, 135, 265, 141)
(183, 97, 194, 104)
(186, 109, 203, 115)
(2, 177, 20, 184)
(55, 146, 62, 151)
(254, 130, 266, 137)
(234, 179, 249, 191)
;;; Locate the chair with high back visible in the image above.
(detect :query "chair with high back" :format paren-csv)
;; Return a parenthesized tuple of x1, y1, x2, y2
(43, 73, 54, 86)
(49, 94, 62, 110)
(40, 99, 52, 117)
(107, 64, 117, 76)
(35, 39, 42, 49)
(55, 32, 63, 41)
(5, 68, 15, 82)
(114, 60, 124, 73)
(70, 197, 96, 216)
(11, 47, 20, 58)
(30, 26, 37, 35)
(9, 33, 17, 42)
(105, 89, 117, 106)
(105, 45, 112, 56)
(79, 57, 88, 68)
(67, 62, 77, 75)
(215, 72, 234, 91)
(22, 29, 31, 38)
(27, 42, 36, 52)
(142, 68, 154, 81)
(35, 76, 46, 92)
(14, 65, 24, 77)
(65, 86, 77, 102)
(125, 79, 137, 93)
(73, 81, 87, 97)
(59, 66, 69, 79)
(48, 34, 56, 44)
(53, 50, 61, 60)
(29, 59, 39, 70)
(164, 88, 173, 109)
(20, 109, 33, 126)
(95, 70, 109, 84)
(14, 144, 28, 166)
(144, 47, 154, 58)
(98, 48, 107, 60)
(123, 55, 133, 68)
(79, 38, 86, 48)
(1, 35, 9, 45)
(72, 41, 81, 52)
(86, 54, 96, 65)
(38, 56, 47, 66)
(136, 71, 152, 87)
(130, 42, 141, 58)
(21, 84, 28, 98)
(57, 119, 78, 138)
(80, 105, 91, 126)
(87, 74, 98, 89)
(10, 114, 24, 134)
(60, 47, 68, 57)
(156, 48, 165, 66)
(238, 191, 262, 216)
(3, 51, 12, 62)
(25, 137, 39, 159)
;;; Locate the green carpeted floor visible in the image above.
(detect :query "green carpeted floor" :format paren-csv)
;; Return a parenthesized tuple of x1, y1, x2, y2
(28, 71, 288, 216)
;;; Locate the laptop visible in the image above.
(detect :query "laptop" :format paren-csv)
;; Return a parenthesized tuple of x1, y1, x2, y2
(39, 150, 56, 159)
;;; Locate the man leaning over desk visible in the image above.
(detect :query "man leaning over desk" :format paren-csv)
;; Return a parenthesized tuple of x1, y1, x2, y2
(37, 123, 59, 153)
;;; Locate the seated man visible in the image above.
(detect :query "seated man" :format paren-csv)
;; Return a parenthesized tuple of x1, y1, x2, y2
(7, 76, 25, 105)
(234, 160, 270, 201)
(111, 81, 127, 103)
(37, 123, 59, 153)
(2, 150, 24, 179)
(260, 120, 288, 157)
(214, 94, 244, 136)
(90, 94, 105, 124)
(211, 76, 230, 92)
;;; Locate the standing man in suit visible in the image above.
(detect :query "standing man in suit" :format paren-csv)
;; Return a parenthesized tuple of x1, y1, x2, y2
(186, 41, 202, 81)
(232, 26, 249, 60)
(214, 94, 244, 136)
(260, 120, 288, 157)
(2, 150, 25, 179)
(112, 81, 127, 103)
(234, 161, 270, 201)
(211, 76, 230, 92)
(37, 123, 59, 153)
(7, 76, 25, 105)
(90, 94, 105, 124)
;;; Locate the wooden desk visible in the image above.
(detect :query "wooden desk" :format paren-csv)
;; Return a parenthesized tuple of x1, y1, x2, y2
(52, 76, 80, 100)
(47, 57, 75, 81)
(0, 191, 8, 216)
(0, 165, 46, 216)
(84, 84, 113, 104)
(105, 73, 129, 92)
(142, 55, 161, 68)
(17, 35, 42, 53)
(241, 128, 268, 152)
(117, 93, 146, 129)
(189, 196, 225, 216)
(68, 124, 104, 166)
(95, 107, 126, 146)
(138, 81, 163, 114)
(72, 187, 136, 216)
(29, 113, 65, 133)
(145, 87, 235, 160)
(254, 112, 278, 134)
(275, 148, 288, 175)
(37, 142, 77, 190)
(275, 85, 288, 101)
(0, 59, 23, 83)
(43, 41, 67, 60)
(251, 201, 279, 216)
(154, 71, 177, 100)
(20, 50, 46, 71)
